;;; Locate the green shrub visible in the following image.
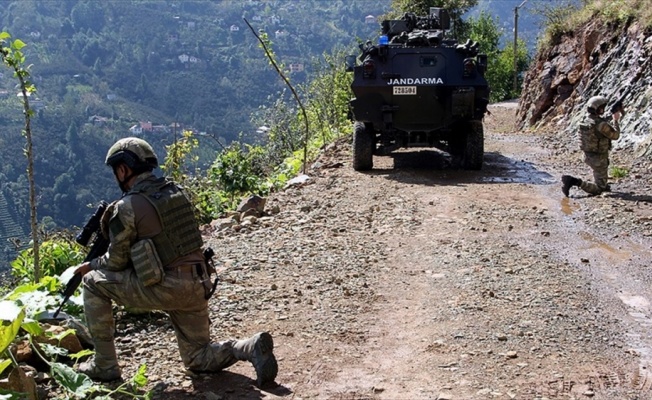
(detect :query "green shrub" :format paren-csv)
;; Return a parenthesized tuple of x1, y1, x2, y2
(534, 0, 652, 50)
(161, 130, 200, 184)
(609, 165, 629, 178)
(184, 174, 229, 223)
(209, 143, 267, 199)
(11, 234, 85, 282)
(586, 0, 649, 26)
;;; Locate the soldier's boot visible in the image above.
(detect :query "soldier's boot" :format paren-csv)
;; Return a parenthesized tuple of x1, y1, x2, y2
(561, 175, 582, 197)
(77, 340, 121, 382)
(232, 332, 278, 387)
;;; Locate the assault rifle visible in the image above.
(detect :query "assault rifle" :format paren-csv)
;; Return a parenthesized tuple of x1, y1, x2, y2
(610, 97, 626, 116)
(610, 88, 631, 117)
(53, 201, 109, 318)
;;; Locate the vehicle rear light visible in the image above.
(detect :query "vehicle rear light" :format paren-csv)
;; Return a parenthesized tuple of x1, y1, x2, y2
(363, 59, 375, 78)
(463, 59, 475, 78)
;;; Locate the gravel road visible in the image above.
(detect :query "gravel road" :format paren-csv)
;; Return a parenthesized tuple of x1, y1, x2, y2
(93, 103, 652, 400)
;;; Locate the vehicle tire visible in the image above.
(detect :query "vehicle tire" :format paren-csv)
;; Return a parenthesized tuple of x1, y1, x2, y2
(463, 120, 484, 170)
(353, 122, 373, 171)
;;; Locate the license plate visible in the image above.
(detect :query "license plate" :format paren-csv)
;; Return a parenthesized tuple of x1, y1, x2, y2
(393, 86, 417, 95)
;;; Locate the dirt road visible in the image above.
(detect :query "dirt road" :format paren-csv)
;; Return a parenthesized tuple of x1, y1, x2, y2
(111, 104, 652, 400)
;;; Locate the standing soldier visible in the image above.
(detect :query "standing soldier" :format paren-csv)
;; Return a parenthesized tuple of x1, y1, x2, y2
(72, 137, 278, 387)
(562, 95, 621, 197)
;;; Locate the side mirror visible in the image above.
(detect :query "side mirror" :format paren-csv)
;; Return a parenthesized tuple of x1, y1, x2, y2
(344, 55, 356, 72)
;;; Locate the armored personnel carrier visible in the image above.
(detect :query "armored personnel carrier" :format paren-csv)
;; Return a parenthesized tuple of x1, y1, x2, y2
(346, 8, 490, 170)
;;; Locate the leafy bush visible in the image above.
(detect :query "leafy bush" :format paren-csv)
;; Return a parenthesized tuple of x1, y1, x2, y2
(163, 131, 271, 222)
(184, 174, 230, 224)
(161, 130, 200, 184)
(209, 143, 267, 200)
(0, 277, 151, 398)
(465, 11, 530, 102)
(11, 234, 85, 283)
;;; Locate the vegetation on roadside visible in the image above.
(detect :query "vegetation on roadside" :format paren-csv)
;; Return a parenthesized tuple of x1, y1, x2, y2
(1, 249, 153, 398)
(609, 165, 629, 179)
(162, 45, 353, 222)
(533, 0, 652, 47)
(464, 11, 529, 102)
(10, 233, 84, 284)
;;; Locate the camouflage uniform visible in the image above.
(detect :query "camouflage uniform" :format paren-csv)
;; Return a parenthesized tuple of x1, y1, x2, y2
(577, 111, 620, 195)
(79, 139, 277, 386)
(83, 172, 242, 372)
(562, 96, 620, 197)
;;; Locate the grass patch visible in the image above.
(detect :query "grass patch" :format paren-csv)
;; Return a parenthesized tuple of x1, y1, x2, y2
(534, 0, 652, 49)
(610, 165, 629, 179)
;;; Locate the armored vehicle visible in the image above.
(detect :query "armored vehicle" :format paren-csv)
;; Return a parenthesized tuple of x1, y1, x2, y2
(346, 8, 490, 170)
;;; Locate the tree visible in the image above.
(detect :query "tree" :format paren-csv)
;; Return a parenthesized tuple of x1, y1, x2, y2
(70, 1, 106, 33)
(489, 39, 529, 101)
(465, 11, 530, 102)
(466, 11, 501, 55)
(0, 33, 40, 282)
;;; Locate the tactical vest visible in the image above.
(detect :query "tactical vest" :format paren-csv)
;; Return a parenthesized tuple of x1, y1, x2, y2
(579, 113, 611, 154)
(128, 176, 203, 266)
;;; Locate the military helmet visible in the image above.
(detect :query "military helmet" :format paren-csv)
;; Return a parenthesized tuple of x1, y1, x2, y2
(105, 137, 158, 169)
(587, 96, 608, 112)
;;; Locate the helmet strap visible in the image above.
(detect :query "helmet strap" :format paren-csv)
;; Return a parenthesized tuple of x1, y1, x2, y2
(113, 164, 137, 193)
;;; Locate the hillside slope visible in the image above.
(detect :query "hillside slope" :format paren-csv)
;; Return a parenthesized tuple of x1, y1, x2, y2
(517, 17, 652, 156)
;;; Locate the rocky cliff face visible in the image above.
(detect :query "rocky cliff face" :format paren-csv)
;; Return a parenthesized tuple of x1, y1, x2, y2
(517, 18, 652, 156)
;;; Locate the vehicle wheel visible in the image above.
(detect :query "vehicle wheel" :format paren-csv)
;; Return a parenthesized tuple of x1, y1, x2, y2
(463, 120, 484, 170)
(352, 122, 373, 171)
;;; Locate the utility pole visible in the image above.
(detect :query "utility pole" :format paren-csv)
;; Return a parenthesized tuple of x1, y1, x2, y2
(513, 0, 528, 95)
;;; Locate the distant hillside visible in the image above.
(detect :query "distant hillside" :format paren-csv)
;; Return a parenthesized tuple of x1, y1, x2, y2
(0, 0, 391, 267)
(0, 0, 390, 142)
(0, 191, 25, 266)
